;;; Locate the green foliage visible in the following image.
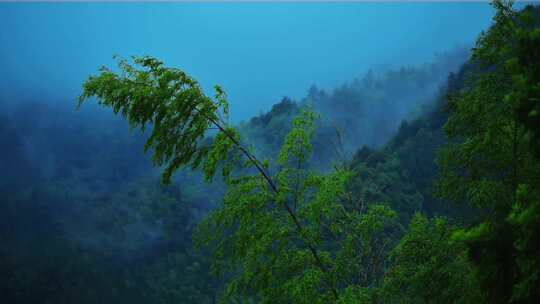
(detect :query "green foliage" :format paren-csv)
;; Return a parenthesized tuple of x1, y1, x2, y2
(79, 56, 234, 184)
(78, 55, 403, 302)
(437, 70, 519, 210)
(379, 214, 484, 303)
(437, 1, 540, 302)
(506, 184, 540, 301)
(349, 150, 423, 225)
(196, 110, 396, 303)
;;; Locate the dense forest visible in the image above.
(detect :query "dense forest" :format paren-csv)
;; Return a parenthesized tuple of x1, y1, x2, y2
(1, 1, 539, 303)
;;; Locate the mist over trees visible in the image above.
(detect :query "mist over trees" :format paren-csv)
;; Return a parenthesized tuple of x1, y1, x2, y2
(0, 50, 465, 302)
(1, 1, 540, 303)
(240, 47, 469, 169)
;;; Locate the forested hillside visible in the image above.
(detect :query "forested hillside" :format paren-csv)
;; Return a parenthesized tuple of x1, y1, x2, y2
(1, 1, 539, 303)
(240, 48, 467, 167)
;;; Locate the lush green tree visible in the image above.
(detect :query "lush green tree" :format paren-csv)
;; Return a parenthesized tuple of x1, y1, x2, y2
(437, 1, 540, 302)
(79, 56, 397, 303)
(196, 110, 396, 303)
(349, 147, 423, 225)
(379, 213, 483, 303)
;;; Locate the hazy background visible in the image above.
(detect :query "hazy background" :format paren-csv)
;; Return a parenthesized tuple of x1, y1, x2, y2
(0, 2, 495, 121)
(2, 2, 529, 303)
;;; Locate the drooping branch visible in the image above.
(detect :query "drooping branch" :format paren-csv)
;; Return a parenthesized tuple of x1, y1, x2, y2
(204, 112, 339, 299)
(79, 55, 338, 299)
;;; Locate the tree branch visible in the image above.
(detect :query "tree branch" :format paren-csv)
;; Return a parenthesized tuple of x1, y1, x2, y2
(204, 114, 339, 299)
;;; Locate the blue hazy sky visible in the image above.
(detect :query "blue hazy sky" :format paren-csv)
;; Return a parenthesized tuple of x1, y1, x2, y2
(0, 2, 497, 121)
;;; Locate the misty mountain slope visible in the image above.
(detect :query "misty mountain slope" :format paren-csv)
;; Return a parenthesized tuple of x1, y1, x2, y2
(0, 101, 221, 304)
(2, 2, 540, 303)
(239, 48, 469, 169)
(0, 113, 36, 195)
(348, 59, 481, 224)
(0, 41, 470, 293)
(308, 48, 469, 148)
(0, 51, 467, 303)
